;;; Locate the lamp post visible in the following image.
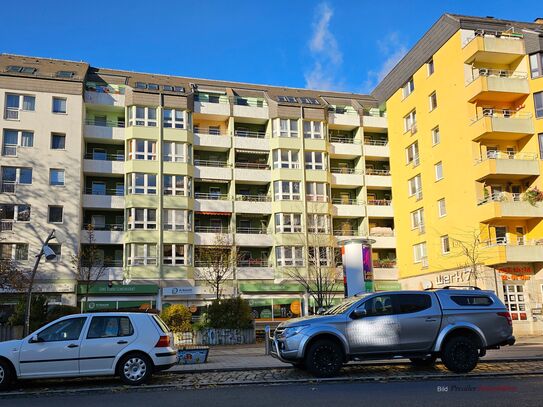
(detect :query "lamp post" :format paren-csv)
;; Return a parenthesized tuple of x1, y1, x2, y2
(24, 229, 56, 336)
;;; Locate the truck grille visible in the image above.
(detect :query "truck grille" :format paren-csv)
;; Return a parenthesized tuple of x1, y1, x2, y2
(274, 327, 285, 338)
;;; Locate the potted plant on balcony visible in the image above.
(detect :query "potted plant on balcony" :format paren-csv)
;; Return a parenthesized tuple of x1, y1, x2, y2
(522, 187, 543, 206)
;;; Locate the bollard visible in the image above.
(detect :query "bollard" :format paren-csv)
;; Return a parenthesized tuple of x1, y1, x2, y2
(264, 325, 271, 355)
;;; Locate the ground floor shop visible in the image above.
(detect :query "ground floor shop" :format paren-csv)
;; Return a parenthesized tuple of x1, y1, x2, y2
(78, 283, 159, 312)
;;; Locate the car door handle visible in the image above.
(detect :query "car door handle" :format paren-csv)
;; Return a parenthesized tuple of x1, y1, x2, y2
(425, 318, 438, 322)
(117, 340, 128, 345)
(67, 343, 79, 348)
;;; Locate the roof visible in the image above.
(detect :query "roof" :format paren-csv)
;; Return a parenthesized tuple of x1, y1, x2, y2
(372, 13, 543, 103)
(0, 54, 88, 82)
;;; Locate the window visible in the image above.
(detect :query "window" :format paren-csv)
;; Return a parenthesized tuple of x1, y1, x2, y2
(127, 208, 156, 230)
(273, 118, 298, 138)
(87, 316, 134, 339)
(163, 142, 190, 163)
(4, 93, 35, 119)
(427, 59, 435, 76)
(127, 173, 157, 195)
(359, 295, 394, 317)
(128, 106, 157, 127)
(163, 175, 190, 196)
(405, 141, 419, 166)
(408, 174, 422, 197)
(539, 133, 543, 159)
(432, 126, 440, 146)
(441, 235, 450, 254)
(273, 181, 301, 200)
(303, 121, 323, 139)
(274, 213, 302, 233)
(163, 244, 191, 265)
(52, 97, 67, 114)
(50, 169, 65, 186)
(435, 162, 443, 181)
(413, 242, 427, 263)
(2, 130, 33, 155)
(410, 208, 424, 230)
(0, 204, 31, 222)
(307, 214, 330, 233)
(0, 243, 29, 261)
(56, 71, 75, 78)
(402, 77, 414, 99)
(275, 246, 304, 266)
(127, 243, 157, 266)
(37, 317, 86, 342)
(272, 149, 299, 169)
(503, 284, 527, 320)
(534, 92, 543, 118)
(46, 244, 62, 261)
(306, 182, 328, 202)
(451, 296, 492, 306)
(429, 92, 437, 111)
(309, 246, 333, 266)
(395, 294, 431, 313)
(135, 82, 147, 89)
(529, 53, 543, 78)
(51, 133, 66, 150)
(148, 83, 159, 91)
(163, 209, 191, 231)
(305, 151, 326, 170)
(404, 110, 417, 133)
(1, 166, 32, 187)
(128, 139, 156, 160)
(48, 206, 63, 223)
(433, 199, 446, 220)
(163, 108, 186, 129)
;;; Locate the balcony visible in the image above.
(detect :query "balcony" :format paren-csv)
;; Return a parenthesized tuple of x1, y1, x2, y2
(236, 260, 274, 280)
(371, 235, 397, 249)
(332, 198, 366, 217)
(234, 129, 269, 151)
(366, 200, 393, 217)
(482, 238, 543, 265)
(83, 152, 125, 174)
(234, 162, 271, 183)
(81, 224, 124, 244)
(328, 108, 360, 128)
(234, 195, 272, 214)
(365, 168, 392, 188)
(194, 130, 231, 151)
(363, 139, 389, 158)
(330, 168, 365, 187)
(462, 32, 525, 65)
(328, 136, 363, 158)
(193, 95, 230, 119)
(194, 226, 233, 245)
(194, 160, 232, 180)
(84, 119, 125, 141)
(373, 260, 399, 280)
(477, 192, 543, 222)
(362, 112, 387, 131)
(232, 98, 269, 120)
(466, 69, 530, 103)
(83, 187, 125, 209)
(474, 151, 539, 181)
(235, 228, 273, 246)
(470, 110, 534, 142)
(194, 193, 233, 212)
(84, 90, 125, 107)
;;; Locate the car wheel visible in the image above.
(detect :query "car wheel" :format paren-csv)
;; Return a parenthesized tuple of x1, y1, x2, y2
(292, 361, 307, 370)
(118, 353, 153, 385)
(409, 355, 437, 367)
(441, 336, 479, 373)
(0, 359, 14, 390)
(305, 339, 343, 378)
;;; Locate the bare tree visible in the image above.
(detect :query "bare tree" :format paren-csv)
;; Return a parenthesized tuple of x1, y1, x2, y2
(283, 234, 342, 310)
(449, 228, 492, 286)
(71, 225, 107, 307)
(195, 234, 239, 299)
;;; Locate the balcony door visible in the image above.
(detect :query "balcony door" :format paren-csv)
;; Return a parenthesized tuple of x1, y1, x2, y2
(494, 226, 507, 245)
(91, 215, 106, 230)
(91, 181, 106, 195)
(515, 227, 525, 245)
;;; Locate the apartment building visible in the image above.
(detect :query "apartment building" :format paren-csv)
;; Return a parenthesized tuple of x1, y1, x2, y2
(373, 14, 543, 334)
(0, 54, 396, 321)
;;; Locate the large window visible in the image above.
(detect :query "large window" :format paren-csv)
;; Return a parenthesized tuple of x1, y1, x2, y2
(429, 92, 437, 111)
(402, 77, 414, 99)
(127, 208, 156, 230)
(307, 214, 330, 233)
(410, 208, 424, 230)
(0, 204, 31, 222)
(503, 284, 527, 321)
(127, 243, 157, 266)
(52, 97, 67, 114)
(0, 243, 28, 261)
(1, 167, 32, 189)
(273, 118, 298, 138)
(2, 129, 33, 156)
(404, 110, 417, 133)
(163, 209, 191, 231)
(51, 133, 66, 150)
(275, 246, 304, 267)
(274, 213, 302, 233)
(163, 142, 191, 163)
(438, 198, 447, 217)
(309, 246, 333, 266)
(48, 206, 63, 223)
(4, 93, 35, 120)
(163, 175, 190, 196)
(405, 141, 419, 165)
(127, 173, 157, 195)
(303, 121, 323, 139)
(273, 181, 301, 200)
(408, 174, 422, 197)
(163, 244, 191, 265)
(432, 126, 440, 146)
(441, 235, 450, 254)
(435, 161, 443, 181)
(272, 149, 299, 169)
(413, 242, 427, 264)
(128, 106, 157, 127)
(49, 169, 65, 186)
(535, 92, 543, 118)
(530, 53, 543, 78)
(162, 108, 187, 129)
(128, 139, 156, 160)
(306, 182, 328, 202)
(305, 151, 326, 170)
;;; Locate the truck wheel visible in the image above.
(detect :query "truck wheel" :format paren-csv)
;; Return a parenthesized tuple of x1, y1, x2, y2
(0, 359, 14, 390)
(441, 336, 479, 373)
(305, 339, 343, 378)
(118, 353, 153, 385)
(409, 355, 437, 367)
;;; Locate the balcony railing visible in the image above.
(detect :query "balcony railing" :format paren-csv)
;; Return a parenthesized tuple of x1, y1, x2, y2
(364, 139, 388, 146)
(234, 129, 266, 138)
(334, 229, 359, 236)
(462, 28, 524, 48)
(332, 198, 364, 205)
(329, 136, 359, 144)
(193, 159, 229, 167)
(482, 237, 543, 247)
(369, 229, 395, 237)
(330, 167, 364, 175)
(237, 259, 272, 267)
(235, 162, 270, 170)
(236, 227, 268, 234)
(84, 152, 125, 161)
(194, 192, 229, 200)
(475, 151, 537, 164)
(467, 68, 527, 85)
(194, 225, 230, 233)
(194, 128, 227, 137)
(365, 168, 391, 176)
(471, 109, 532, 123)
(82, 259, 123, 268)
(0, 182, 16, 193)
(367, 199, 392, 206)
(305, 195, 328, 203)
(232, 97, 267, 108)
(84, 187, 124, 196)
(85, 118, 125, 128)
(2, 145, 17, 156)
(235, 194, 271, 202)
(328, 106, 357, 115)
(82, 223, 124, 231)
(194, 94, 229, 104)
(373, 259, 397, 268)
(0, 220, 13, 231)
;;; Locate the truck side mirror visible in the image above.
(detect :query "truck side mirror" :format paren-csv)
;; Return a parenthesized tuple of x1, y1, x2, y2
(351, 308, 368, 319)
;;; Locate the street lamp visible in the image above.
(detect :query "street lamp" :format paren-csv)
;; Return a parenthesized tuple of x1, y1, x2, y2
(24, 229, 56, 336)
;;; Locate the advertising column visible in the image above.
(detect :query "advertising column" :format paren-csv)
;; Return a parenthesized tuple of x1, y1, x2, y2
(339, 238, 375, 297)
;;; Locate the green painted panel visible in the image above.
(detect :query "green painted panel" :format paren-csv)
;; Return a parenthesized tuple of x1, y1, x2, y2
(239, 282, 305, 293)
(374, 281, 401, 291)
(78, 283, 159, 295)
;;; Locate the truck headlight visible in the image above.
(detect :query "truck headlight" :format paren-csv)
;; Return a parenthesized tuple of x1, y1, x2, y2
(282, 325, 309, 338)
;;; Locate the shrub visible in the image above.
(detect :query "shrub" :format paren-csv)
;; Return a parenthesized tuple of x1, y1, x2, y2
(8, 295, 48, 332)
(206, 297, 253, 329)
(160, 304, 193, 333)
(523, 187, 543, 206)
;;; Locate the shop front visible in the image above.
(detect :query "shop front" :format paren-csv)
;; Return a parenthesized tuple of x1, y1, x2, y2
(78, 283, 159, 312)
(161, 285, 230, 320)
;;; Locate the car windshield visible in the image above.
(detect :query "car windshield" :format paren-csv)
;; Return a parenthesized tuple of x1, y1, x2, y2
(323, 295, 369, 315)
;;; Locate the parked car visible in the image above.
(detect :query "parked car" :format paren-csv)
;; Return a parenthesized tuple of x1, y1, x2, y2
(269, 288, 515, 377)
(0, 312, 177, 390)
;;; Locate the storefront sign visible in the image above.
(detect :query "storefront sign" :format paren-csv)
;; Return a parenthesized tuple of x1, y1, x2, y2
(0, 283, 75, 294)
(78, 284, 159, 295)
(239, 283, 305, 293)
(374, 281, 401, 291)
(435, 270, 471, 286)
(498, 266, 532, 274)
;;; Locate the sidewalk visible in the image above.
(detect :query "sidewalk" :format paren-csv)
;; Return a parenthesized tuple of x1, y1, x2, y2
(170, 335, 543, 373)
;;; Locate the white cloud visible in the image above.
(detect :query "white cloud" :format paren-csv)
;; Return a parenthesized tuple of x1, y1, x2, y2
(304, 2, 344, 91)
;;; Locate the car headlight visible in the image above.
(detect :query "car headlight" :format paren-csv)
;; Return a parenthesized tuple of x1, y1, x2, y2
(282, 325, 309, 338)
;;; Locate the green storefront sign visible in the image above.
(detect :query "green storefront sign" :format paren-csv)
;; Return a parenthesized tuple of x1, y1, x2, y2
(374, 281, 401, 291)
(78, 284, 159, 295)
(239, 283, 306, 293)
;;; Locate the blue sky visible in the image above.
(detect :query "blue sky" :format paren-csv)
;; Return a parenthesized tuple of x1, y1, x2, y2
(0, 0, 538, 93)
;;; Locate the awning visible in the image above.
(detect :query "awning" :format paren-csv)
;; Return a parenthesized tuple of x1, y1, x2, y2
(195, 178, 230, 184)
(235, 149, 268, 155)
(195, 211, 231, 216)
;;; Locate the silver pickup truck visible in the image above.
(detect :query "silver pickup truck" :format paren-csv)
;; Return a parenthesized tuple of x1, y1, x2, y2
(270, 288, 515, 377)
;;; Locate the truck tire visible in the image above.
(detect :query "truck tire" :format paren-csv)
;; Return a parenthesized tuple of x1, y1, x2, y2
(441, 336, 479, 373)
(305, 339, 343, 378)
(409, 355, 437, 367)
(0, 359, 14, 390)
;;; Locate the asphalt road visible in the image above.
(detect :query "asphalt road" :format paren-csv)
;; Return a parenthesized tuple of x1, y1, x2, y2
(3, 376, 543, 407)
